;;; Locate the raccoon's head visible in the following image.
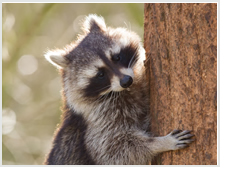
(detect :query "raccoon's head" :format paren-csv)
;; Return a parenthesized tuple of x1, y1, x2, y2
(45, 14, 145, 112)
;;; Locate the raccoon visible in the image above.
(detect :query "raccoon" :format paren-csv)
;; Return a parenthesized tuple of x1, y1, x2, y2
(44, 14, 195, 165)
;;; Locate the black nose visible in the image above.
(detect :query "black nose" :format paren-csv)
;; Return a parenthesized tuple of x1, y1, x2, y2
(120, 75, 133, 88)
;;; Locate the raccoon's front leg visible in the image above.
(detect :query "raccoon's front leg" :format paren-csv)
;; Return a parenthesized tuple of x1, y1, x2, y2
(94, 130, 194, 164)
(150, 129, 195, 154)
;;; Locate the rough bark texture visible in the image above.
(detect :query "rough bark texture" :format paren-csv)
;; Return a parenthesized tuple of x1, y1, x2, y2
(144, 3, 217, 165)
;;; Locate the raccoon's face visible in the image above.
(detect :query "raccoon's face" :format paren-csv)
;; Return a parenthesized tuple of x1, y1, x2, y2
(45, 14, 145, 105)
(82, 44, 138, 98)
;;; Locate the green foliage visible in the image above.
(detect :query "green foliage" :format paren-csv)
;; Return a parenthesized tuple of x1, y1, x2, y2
(2, 3, 144, 165)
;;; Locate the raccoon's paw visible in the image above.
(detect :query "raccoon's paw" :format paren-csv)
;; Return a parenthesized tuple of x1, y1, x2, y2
(167, 129, 195, 150)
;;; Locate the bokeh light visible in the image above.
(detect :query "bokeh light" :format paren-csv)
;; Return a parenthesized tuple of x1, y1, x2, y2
(17, 55, 38, 76)
(2, 3, 144, 165)
(2, 108, 17, 135)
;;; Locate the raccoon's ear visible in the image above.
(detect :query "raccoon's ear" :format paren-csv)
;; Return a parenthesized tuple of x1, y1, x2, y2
(83, 14, 106, 33)
(44, 51, 68, 69)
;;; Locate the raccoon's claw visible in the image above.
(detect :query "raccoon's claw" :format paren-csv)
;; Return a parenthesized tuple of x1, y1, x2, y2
(168, 129, 195, 150)
(170, 129, 182, 135)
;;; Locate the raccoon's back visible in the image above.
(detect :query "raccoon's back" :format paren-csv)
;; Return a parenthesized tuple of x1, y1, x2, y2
(44, 105, 95, 165)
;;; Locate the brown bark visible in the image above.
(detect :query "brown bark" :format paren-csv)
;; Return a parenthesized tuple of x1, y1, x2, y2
(144, 3, 217, 165)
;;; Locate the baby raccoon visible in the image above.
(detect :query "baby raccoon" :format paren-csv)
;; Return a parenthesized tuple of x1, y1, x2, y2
(44, 14, 194, 165)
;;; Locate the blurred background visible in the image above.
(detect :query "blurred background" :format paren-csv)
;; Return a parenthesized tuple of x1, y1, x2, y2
(2, 3, 144, 165)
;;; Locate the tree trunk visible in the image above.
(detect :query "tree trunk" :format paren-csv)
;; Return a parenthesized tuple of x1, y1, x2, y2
(144, 3, 217, 165)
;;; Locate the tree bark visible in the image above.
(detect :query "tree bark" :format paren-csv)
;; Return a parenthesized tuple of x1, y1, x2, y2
(144, 3, 217, 165)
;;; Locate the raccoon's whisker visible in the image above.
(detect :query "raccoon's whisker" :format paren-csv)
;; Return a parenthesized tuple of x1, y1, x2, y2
(117, 92, 120, 101)
(114, 92, 118, 107)
(94, 89, 112, 104)
(128, 48, 138, 68)
(94, 94, 105, 104)
(93, 85, 111, 93)
(114, 92, 119, 108)
(124, 21, 132, 32)
(121, 90, 125, 99)
(93, 94, 108, 115)
(130, 55, 139, 69)
(111, 91, 116, 106)
(111, 92, 115, 107)
(103, 92, 111, 108)
(128, 51, 137, 68)
(101, 94, 108, 106)
(93, 90, 110, 104)
(143, 57, 150, 66)
(116, 92, 120, 107)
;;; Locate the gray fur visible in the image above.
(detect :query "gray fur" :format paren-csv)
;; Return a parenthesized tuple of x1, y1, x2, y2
(44, 14, 194, 165)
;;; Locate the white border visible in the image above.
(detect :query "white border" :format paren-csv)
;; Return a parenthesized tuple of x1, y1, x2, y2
(1, 1, 226, 172)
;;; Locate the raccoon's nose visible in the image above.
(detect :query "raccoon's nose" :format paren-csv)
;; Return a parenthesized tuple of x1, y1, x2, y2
(120, 75, 133, 88)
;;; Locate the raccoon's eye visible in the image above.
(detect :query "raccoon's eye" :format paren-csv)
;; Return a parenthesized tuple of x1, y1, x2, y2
(96, 70, 105, 79)
(112, 54, 121, 62)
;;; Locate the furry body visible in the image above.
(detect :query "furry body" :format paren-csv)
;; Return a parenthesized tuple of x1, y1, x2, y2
(44, 15, 194, 165)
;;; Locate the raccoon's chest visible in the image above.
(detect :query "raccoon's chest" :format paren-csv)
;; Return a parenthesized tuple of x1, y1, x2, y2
(83, 106, 150, 163)
(84, 98, 149, 139)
